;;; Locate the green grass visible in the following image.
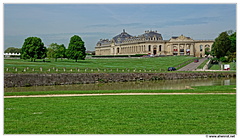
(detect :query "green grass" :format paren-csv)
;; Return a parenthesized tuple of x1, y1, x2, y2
(4, 94, 236, 134)
(226, 62, 236, 70)
(4, 56, 196, 73)
(209, 64, 221, 70)
(209, 62, 236, 71)
(197, 59, 209, 69)
(4, 85, 236, 96)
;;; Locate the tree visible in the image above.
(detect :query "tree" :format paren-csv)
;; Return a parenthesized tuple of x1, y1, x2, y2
(21, 37, 47, 62)
(205, 47, 211, 56)
(228, 32, 236, 53)
(66, 35, 86, 62)
(211, 32, 231, 59)
(4, 47, 21, 53)
(228, 32, 236, 62)
(211, 31, 236, 62)
(58, 44, 66, 60)
(47, 43, 66, 61)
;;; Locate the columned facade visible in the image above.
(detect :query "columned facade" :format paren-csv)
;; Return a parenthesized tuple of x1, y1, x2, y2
(95, 30, 214, 57)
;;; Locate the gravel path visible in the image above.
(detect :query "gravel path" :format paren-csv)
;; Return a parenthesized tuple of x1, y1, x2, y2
(4, 92, 236, 98)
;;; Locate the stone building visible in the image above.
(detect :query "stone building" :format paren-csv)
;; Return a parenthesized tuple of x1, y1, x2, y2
(95, 30, 214, 57)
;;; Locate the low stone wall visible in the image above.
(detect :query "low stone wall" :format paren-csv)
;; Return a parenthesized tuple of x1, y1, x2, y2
(4, 72, 236, 88)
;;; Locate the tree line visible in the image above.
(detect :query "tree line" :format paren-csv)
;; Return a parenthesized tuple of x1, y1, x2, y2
(5, 35, 86, 62)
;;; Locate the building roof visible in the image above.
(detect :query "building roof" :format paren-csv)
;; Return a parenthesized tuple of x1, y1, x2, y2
(112, 29, 133, 43)
(139, 30, 163, 40)
(97, 30, 164, 46)
(170, 34, 193, 41)
(96, 39, 111, 46)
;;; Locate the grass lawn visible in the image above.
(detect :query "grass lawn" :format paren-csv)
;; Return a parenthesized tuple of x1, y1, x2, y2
(4, 94, 236, 134)
(209, 64, 221, 70)
(209, 62, 236, 71)
(197, 59, 209, 69)
(4, 85, 236, 96)
(4, 56, 196, 73)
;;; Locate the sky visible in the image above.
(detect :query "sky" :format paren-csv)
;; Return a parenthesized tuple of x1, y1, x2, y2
(3, 4, 236, 51)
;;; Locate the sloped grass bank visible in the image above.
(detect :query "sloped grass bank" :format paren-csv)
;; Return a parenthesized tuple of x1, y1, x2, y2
(4, 56, 196, 73)
(4, 85, 236, 96)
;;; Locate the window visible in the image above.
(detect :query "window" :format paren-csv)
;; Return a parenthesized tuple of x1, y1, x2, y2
(148, 45, 151, 51)
(117, 48, 120, 54)
(200, 45, 203, 51)
(159, 45, 162, 51)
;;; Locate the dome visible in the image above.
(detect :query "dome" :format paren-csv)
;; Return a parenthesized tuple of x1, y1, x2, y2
(96, 39, 111, 46)
(140, 30, 163, 40)
(112, 29, 133, 43)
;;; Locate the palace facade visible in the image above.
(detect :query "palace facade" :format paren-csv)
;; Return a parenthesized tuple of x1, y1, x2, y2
(95, 30, 214, 57)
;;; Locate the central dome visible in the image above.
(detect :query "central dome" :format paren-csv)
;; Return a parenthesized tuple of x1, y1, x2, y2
(140, 30, 163, 40)
(112, 29, 132, 43)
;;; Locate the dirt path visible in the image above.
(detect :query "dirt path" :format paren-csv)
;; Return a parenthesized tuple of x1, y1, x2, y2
(4, 92, 236, 98)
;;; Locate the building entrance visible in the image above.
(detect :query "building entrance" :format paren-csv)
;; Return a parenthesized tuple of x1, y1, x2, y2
(153, 48, 157, 55)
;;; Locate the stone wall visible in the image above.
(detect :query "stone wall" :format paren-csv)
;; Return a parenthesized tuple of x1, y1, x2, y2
(4, 72, 236, 88)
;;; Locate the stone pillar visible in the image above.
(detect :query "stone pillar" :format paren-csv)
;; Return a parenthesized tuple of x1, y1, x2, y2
(170, 45, 172, 55)
(178, 44, 180, 55)
(184, 43, 187, 55)
(162, 44, 165, 55)
(202, 45, 206, 57)
(190, 44, 194, 56)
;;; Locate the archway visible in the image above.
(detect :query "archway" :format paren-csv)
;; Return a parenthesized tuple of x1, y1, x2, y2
(117, 48, 120, 54)
(153, 47, 157, 55)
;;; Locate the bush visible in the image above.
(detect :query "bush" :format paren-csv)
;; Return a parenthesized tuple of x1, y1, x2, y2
(220, 57, 228, 62)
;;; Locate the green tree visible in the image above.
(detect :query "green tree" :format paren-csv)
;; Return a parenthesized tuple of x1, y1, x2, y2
(66, 35, 86, 62)
(228, 32, 236, 53)
(21, 37, 47, 62)
(205, 47, 211, 56)
(4, 47, 21, 53)
(47, 43, 66, 61)
(211, 32, 231, 59)
(228, 32, 236, 62)
(58, 44, 66, 60)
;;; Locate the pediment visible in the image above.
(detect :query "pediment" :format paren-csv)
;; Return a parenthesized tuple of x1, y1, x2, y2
(170, 35, 193, 42)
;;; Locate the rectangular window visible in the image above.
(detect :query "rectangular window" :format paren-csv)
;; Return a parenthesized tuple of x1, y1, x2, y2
(159, 45, 161, 51)
(148, 45, 151, 51)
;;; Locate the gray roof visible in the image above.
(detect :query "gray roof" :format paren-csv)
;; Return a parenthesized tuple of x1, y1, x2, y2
(97, 30, 164, 45)
(139, 30, 163, 40)
(112, 29, 133, 43)
(97, 39, 111, 45)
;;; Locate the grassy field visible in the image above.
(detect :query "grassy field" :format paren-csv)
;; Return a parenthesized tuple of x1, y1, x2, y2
(4, 94, 236, 134)
(4, 85, 236, 96)
(4, 85, 236, 134)
(4, 56, 236, 134)
(4, 56, 196, 73)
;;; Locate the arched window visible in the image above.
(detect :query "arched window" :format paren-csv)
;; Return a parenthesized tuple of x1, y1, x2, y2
(159, 45, 162, 51)
(117, 48, 120, 54)
(148, 45, 151, 51)
(200, 45, 203, 51)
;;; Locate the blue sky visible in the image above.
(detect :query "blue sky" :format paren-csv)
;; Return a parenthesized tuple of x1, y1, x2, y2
(4, 4, 236, 51)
